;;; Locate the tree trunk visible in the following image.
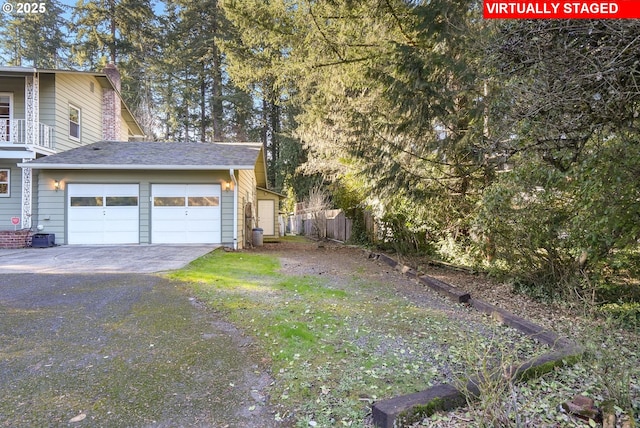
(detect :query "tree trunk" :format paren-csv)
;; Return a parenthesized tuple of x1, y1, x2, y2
(200, 72, 207, 142)
(211, 50, 224, 141)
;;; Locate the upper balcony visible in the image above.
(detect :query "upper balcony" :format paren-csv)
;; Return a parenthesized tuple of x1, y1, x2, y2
(0, 119, 54, 153)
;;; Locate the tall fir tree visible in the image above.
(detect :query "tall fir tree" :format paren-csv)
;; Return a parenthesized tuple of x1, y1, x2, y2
(70, 0, 160, 137)
(0, 0, 69, 68)
(220, 0, 302, 190)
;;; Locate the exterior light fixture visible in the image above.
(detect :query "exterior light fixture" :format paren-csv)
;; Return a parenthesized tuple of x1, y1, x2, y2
(225, 181, 231, 191)
(54, 180, 60, 191)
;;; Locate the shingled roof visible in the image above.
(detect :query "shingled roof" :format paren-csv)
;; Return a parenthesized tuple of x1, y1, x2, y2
(22, 141, 264, 170)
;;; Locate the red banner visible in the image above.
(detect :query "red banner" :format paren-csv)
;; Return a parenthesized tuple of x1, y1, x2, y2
(483, 0, 640, 18)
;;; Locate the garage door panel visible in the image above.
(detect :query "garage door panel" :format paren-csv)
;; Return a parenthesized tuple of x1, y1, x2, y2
(68, 184, 139, 245)
(152, 184, 221, 244)
(104, 231, 138, 244)
(105, 208, 140, 222)
(187, 184, 217, 197)
(104, 184, 139, 196)
(153, 184, 186, 197)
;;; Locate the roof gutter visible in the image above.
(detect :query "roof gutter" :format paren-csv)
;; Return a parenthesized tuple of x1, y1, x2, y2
(230, 168, 238, 250)
(17, 163, 256, 170)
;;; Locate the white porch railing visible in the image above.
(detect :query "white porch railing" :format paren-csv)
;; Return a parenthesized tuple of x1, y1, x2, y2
(0, 119, 54, 150)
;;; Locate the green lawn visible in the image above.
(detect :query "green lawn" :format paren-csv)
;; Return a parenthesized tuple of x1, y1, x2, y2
(168, 249, 557, 427)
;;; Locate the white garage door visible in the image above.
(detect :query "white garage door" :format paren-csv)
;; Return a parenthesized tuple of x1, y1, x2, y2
(68, 184, 140, 244)
(257, 200, 275, 236)
(151, 184, 221, 244)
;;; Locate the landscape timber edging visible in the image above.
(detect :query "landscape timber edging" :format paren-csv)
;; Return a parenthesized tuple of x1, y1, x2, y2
(366, 251, 582, 428)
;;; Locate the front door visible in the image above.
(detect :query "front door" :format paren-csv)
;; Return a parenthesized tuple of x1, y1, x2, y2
(0, 93, 12, 142)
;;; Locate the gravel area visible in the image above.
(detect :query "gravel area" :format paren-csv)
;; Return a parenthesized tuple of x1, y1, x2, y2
(0, 273, 277, 427)
(260, 240, 556, 337)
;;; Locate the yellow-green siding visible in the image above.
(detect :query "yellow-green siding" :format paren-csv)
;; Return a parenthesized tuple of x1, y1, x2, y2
(53, 74, 103, 151)
(237, 169, 257, 248)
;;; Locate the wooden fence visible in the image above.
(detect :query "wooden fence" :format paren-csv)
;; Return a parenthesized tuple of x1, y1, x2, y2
(289, 209, 375, 243)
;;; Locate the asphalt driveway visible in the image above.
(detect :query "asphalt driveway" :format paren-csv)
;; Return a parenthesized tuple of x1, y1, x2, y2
(0, 245, 218, 274)
(0, 246, 278, 427)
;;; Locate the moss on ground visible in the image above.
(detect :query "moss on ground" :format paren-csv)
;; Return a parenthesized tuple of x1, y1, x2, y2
(0, 274, 271, 427)
(170, 247, 550, 427)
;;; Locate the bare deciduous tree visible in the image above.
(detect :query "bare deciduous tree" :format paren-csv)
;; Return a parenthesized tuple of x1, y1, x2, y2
(305, 186, 331, 240)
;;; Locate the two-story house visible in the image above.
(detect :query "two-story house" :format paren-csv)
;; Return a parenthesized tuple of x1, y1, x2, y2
(0, 65, 281, 249)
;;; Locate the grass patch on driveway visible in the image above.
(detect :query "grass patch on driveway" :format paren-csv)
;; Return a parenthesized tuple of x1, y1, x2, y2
(169, 249, 546, 427)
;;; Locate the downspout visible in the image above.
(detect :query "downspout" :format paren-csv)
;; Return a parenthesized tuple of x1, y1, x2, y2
(230, 169, 238, 250)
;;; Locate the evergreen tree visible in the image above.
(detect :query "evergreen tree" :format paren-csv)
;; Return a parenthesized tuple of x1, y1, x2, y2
(220, 0, 304, 190)
(0, 0, 69, 67)
(152, 0, 255, 142)
(70, 0, 160, 137)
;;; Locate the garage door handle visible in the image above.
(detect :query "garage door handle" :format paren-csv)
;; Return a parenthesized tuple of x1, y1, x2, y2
(185, 210, 188, 216)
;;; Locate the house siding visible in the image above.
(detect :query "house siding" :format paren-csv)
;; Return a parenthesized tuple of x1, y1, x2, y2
(39, 74, 56, 145)
(30, 171, 39, 228)
(221, 190, 234, 246)
(53, 74, 103, 151)
(0, 77, 25, 121)
(237, 169, 256, 248)
(0, 161, 23, 229)
(121, 119, 130, 141)
(34, 169, 232, 245)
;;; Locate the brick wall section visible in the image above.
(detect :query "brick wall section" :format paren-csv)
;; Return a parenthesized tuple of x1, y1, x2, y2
(0, 230, 32, 249)
(102, 63, 122, 141)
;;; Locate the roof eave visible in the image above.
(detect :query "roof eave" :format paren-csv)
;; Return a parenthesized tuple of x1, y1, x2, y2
(257, 186, 286, 198)
(17, 163, 257, 170)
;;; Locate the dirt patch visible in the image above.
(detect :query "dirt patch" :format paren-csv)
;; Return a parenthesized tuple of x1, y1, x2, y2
(249, 240, 554, 403)
(256, 240, 477, 316)
(406, 261, 580, 335)
(254, 240, 558, 328)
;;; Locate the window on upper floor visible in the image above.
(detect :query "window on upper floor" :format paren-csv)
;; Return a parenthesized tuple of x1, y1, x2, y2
(69, 104, 81, 140)
(0, 169, 9, 197)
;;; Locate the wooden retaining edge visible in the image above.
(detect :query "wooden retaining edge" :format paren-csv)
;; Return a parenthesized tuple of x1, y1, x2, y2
(372, 345, 581, 428)
(419, 275, 471, 304)
(367, 251, 582, 428)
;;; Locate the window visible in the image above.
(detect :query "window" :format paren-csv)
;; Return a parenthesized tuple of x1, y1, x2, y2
(69, 104, 81, 140)
(188, 196, 219, 207)
(0, 169, 9, 197)
(106, 196, 138, 206)
(153, 196, 185, 207)
(70, 196, 103, 206)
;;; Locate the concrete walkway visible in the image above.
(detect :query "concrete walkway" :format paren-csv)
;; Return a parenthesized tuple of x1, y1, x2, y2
(0, 245, 218, 274)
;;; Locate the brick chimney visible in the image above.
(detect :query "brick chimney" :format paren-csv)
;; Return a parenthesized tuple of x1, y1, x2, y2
(102, 63, 122, 141)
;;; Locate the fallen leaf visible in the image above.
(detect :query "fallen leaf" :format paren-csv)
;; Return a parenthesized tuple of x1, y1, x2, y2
(69, 413, 86, 423)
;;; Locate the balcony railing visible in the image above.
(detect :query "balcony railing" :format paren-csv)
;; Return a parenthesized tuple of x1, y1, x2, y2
(0, 119, 54, 150)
